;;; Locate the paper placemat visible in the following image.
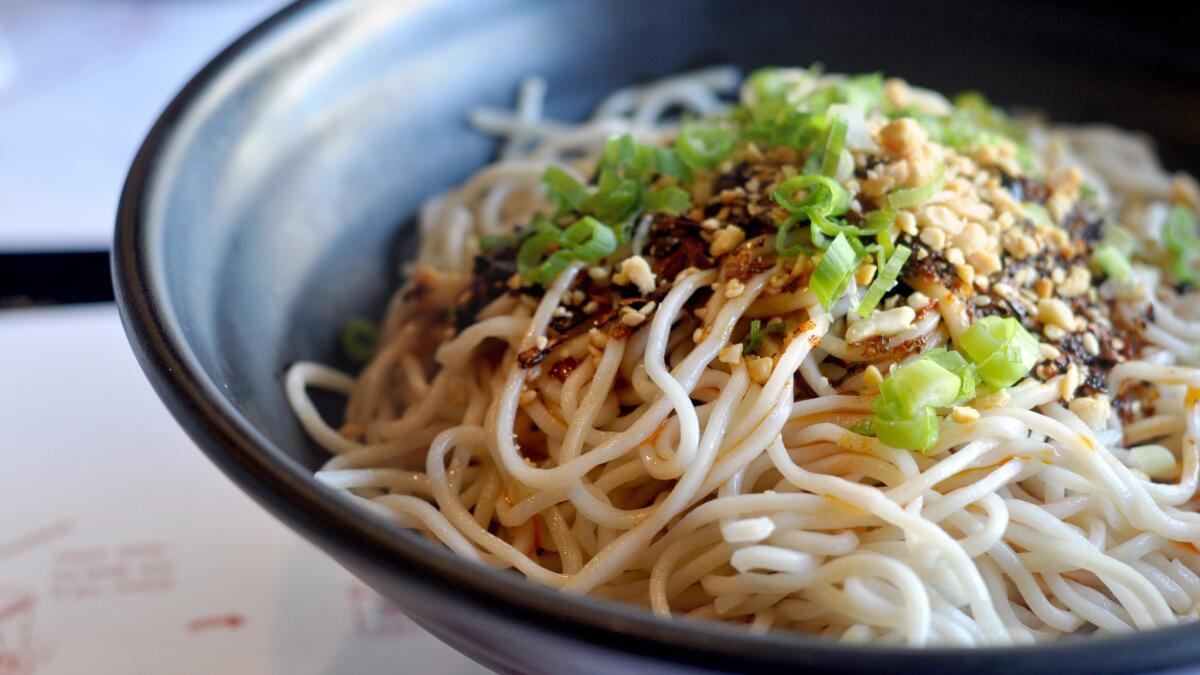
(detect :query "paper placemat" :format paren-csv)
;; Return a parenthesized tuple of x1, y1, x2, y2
(0, 304, 485, 675)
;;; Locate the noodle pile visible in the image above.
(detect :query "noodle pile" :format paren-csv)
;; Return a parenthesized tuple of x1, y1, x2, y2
(287, 66, 1200, 646)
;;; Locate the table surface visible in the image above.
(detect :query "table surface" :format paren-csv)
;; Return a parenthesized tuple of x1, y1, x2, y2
(0, 2, 486, 672)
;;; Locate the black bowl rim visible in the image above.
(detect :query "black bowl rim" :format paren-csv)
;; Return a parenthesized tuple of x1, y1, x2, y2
(112, 0, 1200, 672)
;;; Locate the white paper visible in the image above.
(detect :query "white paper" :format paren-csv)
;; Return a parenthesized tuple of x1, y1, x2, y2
(0, 305, 486, 675)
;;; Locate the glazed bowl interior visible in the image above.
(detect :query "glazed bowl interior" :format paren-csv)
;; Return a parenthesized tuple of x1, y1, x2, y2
(115, 1, 1200, 673)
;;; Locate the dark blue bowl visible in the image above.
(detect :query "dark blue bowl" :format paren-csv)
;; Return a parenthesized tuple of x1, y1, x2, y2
(113, 1, 1200, 672)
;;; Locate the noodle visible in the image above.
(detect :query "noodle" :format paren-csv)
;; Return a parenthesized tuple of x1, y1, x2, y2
(287, 65, 1200, 646)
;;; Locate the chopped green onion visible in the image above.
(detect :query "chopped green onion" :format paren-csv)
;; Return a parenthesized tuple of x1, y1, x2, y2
(746, 67, 794, 105)
(810, 233, 860, 309)
(850, 418, 876, 437)
(542, 166, 588, 211)
(644, 186, 691, 214)
(887, 164, 945, 210)
(561, 216, 617, 262)
(855, 244, 912, 318)
(957, 316, 1039, 389)
(874, 406, 940, 454)
(771, 175, 849, 216)
(868, 349, 980, 453)
(1103, 225, 1138, 256)
(775, 213, 811, 257)
(517, 216, 618, 285)
(675, 124, 736, 171)
(653, 147, 693, 182)
(745, 319, 764, 353)
(530, 250, 575, 285)
(1165, 205, 1200, 284)
(585, 168, 640, 223)
(603, 134, 639, 173)
(341, 318, 380, 363)
(1090, 244, 1132, 281)
(877, 358, 963, 417)
(745, 319, 788, 354)
(1022, 201, 1053, 228)
(922, 348, 979, 404)
(478, 234, 512, 253)
(516, 225, 564, 280)
(819, 115, 848, 177)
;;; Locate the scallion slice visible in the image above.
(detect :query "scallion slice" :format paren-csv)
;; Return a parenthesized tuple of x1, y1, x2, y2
(810, 233, 860, 309)
(644, 186, 691, 215)
(775, 213, 810, 257)
(542, 166, 588, 211)
(887, 164, 945, 210)
(771, 175, 849, 216)
(957, 316, 1039, 389)
(561, 216, 617, 262)
(874, 406, 940, 454)
(849, 418, 876, 437)
(341, 318, 380, 363)
(653, 147, 693, 182)
(819, 115, 849, 177)
(585, 168, 640, 223)
(745, 319, 788, 354)
(855, 244, 912, 318)
(1165, 205, 1200, 284)
(530, 250, 575, 285)
(1022, 201, 1053, 228)
(922, 348, 979, 404)
(1090, 244, 1132, 281)
(517, 225, 564, 280)
(478, 234, 512, 253)
(877, 358, 963, 417)
(676, 124, 736, 171)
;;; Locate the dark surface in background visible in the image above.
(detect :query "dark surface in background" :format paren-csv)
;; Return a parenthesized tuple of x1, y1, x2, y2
(0, 251, 113, 308)
(7, 1, 1200, 312)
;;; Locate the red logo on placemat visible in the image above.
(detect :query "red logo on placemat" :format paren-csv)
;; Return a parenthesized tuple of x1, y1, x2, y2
(0, 588, 35, 675)
(187, 614, 245, 633)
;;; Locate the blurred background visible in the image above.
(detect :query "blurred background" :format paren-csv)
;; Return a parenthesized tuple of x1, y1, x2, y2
(0, 1, 482, 672)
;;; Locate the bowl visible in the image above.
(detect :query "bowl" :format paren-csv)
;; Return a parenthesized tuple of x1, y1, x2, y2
(113, 1, 1200, 672)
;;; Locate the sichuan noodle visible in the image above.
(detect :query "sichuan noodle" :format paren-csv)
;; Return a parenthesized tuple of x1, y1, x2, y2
(287, 66, 1200, 646)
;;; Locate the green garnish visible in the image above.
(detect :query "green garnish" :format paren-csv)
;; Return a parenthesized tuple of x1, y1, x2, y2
(516, 216, 617, 285)
(958, 316, 1039, 389)
(478, 234, 512, 253)
(771, 175, 849, 215)
(644, 186, 691, 215)
(874, 407, 941, 454)
(542, 166, 588, 213)
(675, 124, 737, 171)
(810, 233, 861, 309)
(816, 115, 849, 177)
(856, 245, 912, 318)
(887, 164, 945, 210)
(341, 318, 380, 363)
(744, 319, 789, 354)
(1165, 205, 1200, 285)
(1090, 244, 1132, 281)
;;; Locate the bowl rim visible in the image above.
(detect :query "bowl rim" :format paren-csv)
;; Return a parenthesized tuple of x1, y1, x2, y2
(112, 0, 1200, 671)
